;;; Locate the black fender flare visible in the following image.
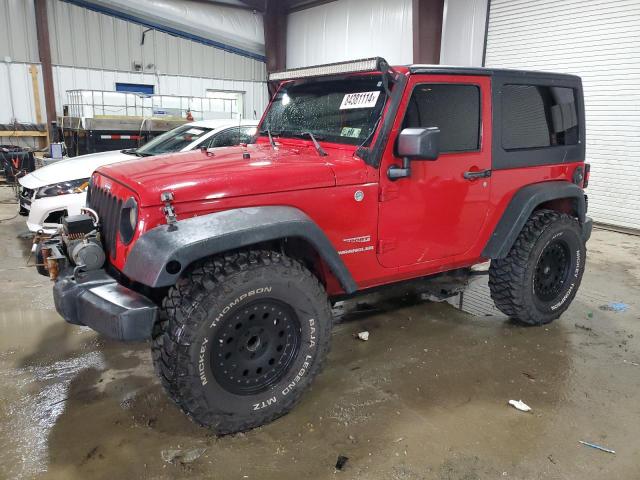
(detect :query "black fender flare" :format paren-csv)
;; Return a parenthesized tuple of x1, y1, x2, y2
(482, 181, 587, 259)
(123, 206, 358, 293)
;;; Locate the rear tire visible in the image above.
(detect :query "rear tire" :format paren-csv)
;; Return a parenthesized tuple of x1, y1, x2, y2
(151, 249, 332, 434)
(489, 209, 586, 325)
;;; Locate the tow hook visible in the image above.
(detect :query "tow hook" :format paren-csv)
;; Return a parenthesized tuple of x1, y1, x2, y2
(38, 240, 67, 280)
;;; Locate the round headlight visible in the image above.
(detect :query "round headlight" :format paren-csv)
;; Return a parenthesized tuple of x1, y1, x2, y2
(119, 197, 138, 245)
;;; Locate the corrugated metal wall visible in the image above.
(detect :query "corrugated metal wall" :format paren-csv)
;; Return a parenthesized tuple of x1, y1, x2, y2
(47, 0, 266, 82)
(0, 0, 268, 126)
(286, 0, 413, 68)
(440, 0, 487, 66)
(0, 63, 44, 124)
(485, 0, 640, 231)
(0, 0, 39, 63)
(78, 0, 265, 58)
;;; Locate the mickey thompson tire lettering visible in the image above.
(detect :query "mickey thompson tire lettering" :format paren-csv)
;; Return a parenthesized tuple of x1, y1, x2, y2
(488, 209, 586, 326)
(151, 249, 332, 434)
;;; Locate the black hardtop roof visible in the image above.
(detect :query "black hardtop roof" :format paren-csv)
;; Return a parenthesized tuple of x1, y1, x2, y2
(407, 64, 581, 82)
(267, 57, 581, 84)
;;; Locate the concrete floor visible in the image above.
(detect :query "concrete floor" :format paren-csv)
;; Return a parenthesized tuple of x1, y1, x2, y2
(0, 185, 639, 480)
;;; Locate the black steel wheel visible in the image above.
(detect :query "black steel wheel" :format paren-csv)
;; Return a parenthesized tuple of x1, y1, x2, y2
(534, 239, 571, 302)
(489, 209, 586, 325)
(212, 299, 301, 395)
(151, 249, 332, 434)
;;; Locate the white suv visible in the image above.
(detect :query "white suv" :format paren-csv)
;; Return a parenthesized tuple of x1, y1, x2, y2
(19, 119, 257, 233)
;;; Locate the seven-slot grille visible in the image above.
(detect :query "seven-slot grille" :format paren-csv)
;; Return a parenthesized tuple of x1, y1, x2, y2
(87, 183, 122, 259)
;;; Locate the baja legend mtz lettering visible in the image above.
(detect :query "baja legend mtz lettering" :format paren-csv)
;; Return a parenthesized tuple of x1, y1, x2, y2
(36, 57, 591, 434)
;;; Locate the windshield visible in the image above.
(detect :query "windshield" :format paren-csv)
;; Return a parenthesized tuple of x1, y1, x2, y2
(261, 75, 387, 146)
(135, 125, 213, 156)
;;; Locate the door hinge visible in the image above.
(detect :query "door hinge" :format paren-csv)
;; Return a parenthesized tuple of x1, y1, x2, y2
(377, 239, 397, 254)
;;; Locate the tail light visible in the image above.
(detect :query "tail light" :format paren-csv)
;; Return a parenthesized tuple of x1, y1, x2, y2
(583, 163, 590, 188)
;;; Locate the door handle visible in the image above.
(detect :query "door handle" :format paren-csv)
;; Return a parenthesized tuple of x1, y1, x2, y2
(463, 169, 491, 180)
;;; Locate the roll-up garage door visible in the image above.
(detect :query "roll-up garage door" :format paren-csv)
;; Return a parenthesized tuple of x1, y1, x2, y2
(485, 0, 640, 231)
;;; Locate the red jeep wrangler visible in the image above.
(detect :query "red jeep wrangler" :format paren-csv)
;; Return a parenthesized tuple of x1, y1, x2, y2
(37, 58, 591, 433)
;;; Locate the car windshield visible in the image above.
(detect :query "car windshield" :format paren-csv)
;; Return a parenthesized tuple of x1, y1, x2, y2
(261, 75, 387, 146)
(135, 125, 213, 156)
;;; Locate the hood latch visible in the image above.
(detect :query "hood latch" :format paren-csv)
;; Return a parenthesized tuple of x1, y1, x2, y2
(161, 191, 178, 230)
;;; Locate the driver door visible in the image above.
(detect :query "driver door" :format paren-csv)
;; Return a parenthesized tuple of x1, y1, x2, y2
(377, 75, 492, 268)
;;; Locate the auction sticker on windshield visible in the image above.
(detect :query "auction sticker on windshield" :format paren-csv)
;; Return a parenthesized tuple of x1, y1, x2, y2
(341, 127, 362, 138)
(339, 91, 380, 110)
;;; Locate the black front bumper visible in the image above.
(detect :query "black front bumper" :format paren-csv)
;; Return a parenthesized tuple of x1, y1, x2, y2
(53, 269, 158, 341)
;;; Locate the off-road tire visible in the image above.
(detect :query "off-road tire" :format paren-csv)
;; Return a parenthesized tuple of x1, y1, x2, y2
(151, 249, 332, 434)
(489, 209, 586, 325)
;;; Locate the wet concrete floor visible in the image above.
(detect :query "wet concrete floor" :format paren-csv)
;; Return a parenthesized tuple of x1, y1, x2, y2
(0, 185, 639, 479)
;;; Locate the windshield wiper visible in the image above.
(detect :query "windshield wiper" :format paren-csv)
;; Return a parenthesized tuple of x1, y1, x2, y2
(260, 127, 279, 150)
(122, 148, 152, 157)
(299, 131, 328, 157)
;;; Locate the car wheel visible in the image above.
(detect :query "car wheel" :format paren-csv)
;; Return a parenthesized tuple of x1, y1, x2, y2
(152, 249, 332, 434)
(489, 209, 586, 325)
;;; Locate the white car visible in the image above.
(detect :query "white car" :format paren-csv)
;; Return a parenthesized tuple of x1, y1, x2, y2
(18, 119, 258, 233)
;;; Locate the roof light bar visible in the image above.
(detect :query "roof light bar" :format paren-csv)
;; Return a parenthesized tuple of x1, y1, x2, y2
(268, 57, 389, 82)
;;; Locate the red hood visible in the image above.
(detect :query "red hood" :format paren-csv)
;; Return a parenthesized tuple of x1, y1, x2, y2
(96, 142, 369, 206)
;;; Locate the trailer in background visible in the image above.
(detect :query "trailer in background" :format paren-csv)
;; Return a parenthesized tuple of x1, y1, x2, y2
(60, 89, 243, 156)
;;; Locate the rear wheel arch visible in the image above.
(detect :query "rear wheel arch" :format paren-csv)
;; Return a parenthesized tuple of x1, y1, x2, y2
(483, 181, 587, 259)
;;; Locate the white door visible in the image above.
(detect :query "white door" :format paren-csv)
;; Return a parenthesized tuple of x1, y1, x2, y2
(485, 0, 640, 231)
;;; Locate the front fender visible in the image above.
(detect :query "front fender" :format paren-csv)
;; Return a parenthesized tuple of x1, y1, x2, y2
(123, 206, 358, 293)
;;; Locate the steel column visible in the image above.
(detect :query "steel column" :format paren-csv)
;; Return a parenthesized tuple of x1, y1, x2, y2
(34, 0, 56, 140)
(412, 0, 445, 64)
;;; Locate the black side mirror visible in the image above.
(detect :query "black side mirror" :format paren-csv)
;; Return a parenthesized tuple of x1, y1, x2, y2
(389, 127, 440, 180)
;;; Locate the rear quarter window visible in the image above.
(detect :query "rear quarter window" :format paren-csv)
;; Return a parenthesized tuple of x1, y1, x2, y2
(502, 85, 579, 150)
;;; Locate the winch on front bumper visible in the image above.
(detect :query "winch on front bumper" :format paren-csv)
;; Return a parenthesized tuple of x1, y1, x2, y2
(35, 212, 158, 341)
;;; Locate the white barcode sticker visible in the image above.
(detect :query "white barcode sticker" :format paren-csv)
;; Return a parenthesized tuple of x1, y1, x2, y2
(339, 91, 381, 110)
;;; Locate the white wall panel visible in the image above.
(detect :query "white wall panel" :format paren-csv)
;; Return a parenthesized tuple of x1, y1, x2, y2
(0, 0, 39, 63)
(440, 0, 488, 66)
(47, 0, 266, 82)
(52, 66, 268, 122)
(81, 0, 265, 57)
(286, 0, 413, 68)
(485, 0, 640, 231)
(0, 62, 45, 125)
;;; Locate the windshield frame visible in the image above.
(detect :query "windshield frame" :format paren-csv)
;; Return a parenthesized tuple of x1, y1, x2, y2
(259, 74, 389, 149)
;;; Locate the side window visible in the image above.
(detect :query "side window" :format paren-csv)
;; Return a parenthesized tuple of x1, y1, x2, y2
(207, 129, 238, 148)
(239, 126, 257, 144)
(403, 84, 480, 153)
(502, 85, 578, 150)
(207, 127, 257, 148)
